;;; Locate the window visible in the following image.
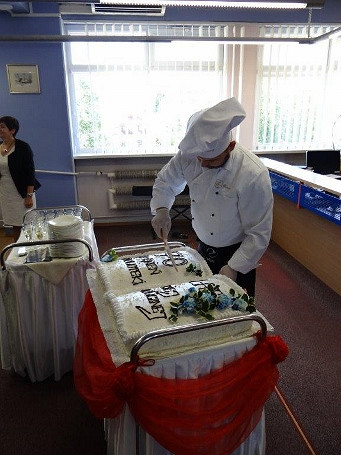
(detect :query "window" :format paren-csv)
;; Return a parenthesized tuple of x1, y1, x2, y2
(64, 22, 226, 156)
(256, 26, 341, 151)
(64, 21, 341, 156)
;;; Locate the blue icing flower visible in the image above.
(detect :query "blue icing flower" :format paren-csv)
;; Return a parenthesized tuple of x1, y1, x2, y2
(188, 287, 196, 294)
(183, 297, 195, 307)
(183, 297, 196, 313)
(232, 298, 248, 311)
(217, 294, 234, 309)
(101, 254, 112, 262)
(201, 292, 215, 303)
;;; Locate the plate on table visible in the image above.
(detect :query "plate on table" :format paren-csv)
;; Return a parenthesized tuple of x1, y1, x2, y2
(47, 215, 85, 257)
(48, 215, 82, 229)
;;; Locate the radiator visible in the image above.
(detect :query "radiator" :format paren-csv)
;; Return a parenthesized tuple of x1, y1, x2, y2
(107, 169, 191, 217)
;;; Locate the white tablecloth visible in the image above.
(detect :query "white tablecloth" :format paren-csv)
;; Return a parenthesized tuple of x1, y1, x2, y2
(0, 221, 99, 382)
(87, 269, 268, 455)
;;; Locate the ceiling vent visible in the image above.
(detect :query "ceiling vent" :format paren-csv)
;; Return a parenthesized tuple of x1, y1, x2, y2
(91, 3, 166, 16)
(0, 2, 30, 14)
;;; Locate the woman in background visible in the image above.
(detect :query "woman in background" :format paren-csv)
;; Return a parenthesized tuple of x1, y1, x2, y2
(0, 116, 41, 242)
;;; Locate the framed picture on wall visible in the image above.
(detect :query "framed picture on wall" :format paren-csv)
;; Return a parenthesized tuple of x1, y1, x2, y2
(6, 64, 40, 94)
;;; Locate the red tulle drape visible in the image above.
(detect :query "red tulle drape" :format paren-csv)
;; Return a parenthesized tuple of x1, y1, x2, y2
(74, 290, 289, 455)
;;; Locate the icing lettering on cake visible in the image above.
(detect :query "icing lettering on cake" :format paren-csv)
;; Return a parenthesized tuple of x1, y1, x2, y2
(96, 247, 213, 296)
(138, 256, 162, 275)
(122, 257, 146, 286)
(136, 281, 217, 321)
(135, 287, 177, 320)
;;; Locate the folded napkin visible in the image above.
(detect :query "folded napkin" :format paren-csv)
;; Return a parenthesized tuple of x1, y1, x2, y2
(5, 251, 82, 285)
(25, 256, 82, 285)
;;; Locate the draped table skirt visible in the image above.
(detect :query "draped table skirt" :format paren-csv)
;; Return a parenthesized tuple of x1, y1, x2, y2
(0, 221, 99, 382)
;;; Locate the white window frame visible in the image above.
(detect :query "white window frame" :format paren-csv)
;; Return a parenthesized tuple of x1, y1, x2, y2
(254, 25, 341, 151)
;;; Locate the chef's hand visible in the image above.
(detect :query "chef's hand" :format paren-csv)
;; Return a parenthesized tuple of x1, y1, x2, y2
(219, 264, 237, 282)
(151, 207, 171, 240)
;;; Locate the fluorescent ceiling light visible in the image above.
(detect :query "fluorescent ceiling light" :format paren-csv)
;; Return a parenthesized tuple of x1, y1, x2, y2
(100, 1, 308, 9)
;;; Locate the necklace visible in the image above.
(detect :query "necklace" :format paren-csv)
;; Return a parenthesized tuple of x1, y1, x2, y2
(0, 140, 15, 157)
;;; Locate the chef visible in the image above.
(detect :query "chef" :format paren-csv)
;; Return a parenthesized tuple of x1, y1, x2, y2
(150, 97, 273, 297)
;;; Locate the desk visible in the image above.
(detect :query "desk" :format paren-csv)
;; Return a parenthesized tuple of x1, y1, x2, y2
(0, 221, 99, 382)
(261, 158, 341, 197)
(261, 158, 341, 295)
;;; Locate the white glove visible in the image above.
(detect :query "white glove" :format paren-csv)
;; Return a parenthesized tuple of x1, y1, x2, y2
(151, 208, 171, 240)
(219, 264, 237, 282)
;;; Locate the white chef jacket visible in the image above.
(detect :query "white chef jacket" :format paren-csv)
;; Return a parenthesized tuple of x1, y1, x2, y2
(151, 143, 273, 274)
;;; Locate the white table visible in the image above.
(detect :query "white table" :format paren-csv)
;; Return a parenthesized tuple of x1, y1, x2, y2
(0, 221, 99, 382)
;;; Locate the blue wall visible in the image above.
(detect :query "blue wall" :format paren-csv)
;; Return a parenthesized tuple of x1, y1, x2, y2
(0, 8, 76, 208)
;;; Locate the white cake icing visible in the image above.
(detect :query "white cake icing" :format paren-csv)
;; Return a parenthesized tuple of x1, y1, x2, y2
(104, 275, 253, 357)
(96, 246, 213, 296)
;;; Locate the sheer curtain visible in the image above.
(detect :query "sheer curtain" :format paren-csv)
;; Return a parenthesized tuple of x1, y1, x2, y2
(64, 22, 225, 156)
(63, 21, 341, 155)
(256, 26, 341, 151)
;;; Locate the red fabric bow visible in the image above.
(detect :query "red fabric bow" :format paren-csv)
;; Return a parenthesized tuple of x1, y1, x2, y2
(254, 330, 289, 364)
(74, 290, 289, 455)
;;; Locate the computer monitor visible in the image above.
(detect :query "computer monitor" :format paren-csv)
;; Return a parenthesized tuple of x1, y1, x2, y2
(306, 149, 341, 175)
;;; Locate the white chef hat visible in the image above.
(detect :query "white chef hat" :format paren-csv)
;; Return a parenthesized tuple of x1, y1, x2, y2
(178, 97, 246, 158)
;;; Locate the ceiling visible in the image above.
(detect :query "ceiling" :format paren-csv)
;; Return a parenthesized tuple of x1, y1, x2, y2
(0, 0, 331, 21)
(0, 0, 340, 44)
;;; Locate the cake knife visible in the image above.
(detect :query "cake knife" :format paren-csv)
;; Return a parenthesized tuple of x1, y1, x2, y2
(164, 239, 179, 272)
